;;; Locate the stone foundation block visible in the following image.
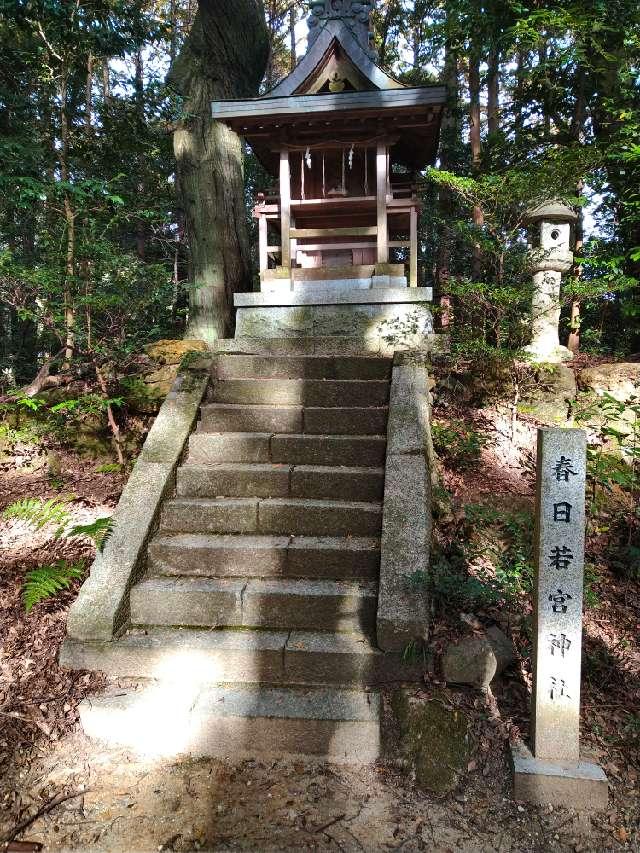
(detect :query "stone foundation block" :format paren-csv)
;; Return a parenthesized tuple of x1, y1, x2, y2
(511, 741, 608, 811)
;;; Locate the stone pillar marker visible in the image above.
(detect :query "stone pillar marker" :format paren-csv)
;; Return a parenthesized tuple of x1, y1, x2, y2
(511, 427, 608, 810)
(532, 428, 586, 762)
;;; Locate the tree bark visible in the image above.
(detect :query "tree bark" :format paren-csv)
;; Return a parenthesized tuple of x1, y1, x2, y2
(567, 71, 587, 354)
(102, 59, 111, 104)
(513, 50, 525, 148)
(468, 43, 484, 282)
(168, 0, 269, 342)
(289, 5, 297, 71)
(58, 67, 76, 363)
(487, 46, 499, 137)
(435, 37, 459, 328)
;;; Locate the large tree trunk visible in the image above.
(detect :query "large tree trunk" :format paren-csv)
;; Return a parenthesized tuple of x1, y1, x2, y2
(435, 36, 459, 328)
(168, 0, 269, 342)
(468, 43, 484, 283)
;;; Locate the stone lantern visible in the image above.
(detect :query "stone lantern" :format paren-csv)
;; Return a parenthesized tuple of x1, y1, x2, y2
(524, 201, 578, 362)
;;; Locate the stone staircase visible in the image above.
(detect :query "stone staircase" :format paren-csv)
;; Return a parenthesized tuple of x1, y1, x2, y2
(67, 349, 425, 762)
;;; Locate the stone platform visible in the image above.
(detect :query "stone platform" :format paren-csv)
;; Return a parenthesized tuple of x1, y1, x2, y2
(234, 287, 435, 344)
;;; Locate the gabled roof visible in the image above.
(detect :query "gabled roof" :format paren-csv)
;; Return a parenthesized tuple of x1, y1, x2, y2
(209, 16, 447, 174)
(267, 20, 403, 97)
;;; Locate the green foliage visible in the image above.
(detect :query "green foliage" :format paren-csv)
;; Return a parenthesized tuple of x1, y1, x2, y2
(573, 393, 639, 570)
(431, 498, 604, 612)
(66, 517, 114, 552)
(118, 376, 163, 415)
(23, 560, 86, 612)
(95, 463, 122, 474)
(431, 419, 485, 470)
(50, 395, 123, 417)
(429, 502, 535, 611)
(3, 497, 72, 537)
(2, 497, 114, 551)
(401, 639, 424, 664)
(430, 553, 505, 610)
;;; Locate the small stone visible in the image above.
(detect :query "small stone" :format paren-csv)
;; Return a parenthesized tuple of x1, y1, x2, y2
(441, 626, 515, 689)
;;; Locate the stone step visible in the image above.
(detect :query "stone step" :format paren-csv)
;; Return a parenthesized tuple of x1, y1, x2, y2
(177, 463, 385, 501)
(160, 497, 382, 537)
(148, 534, 380, 581)
(60, 626, 422, 686)
(258, 498, 382, 537)
(188, 432, 387, 466)
(215, 337, 383, 357)
(212, 379, 389, 408)
(130, 576, 377, 633)
(215, 335, 447, 358)
(198, 404, 388, 435)
(215, 355, 392, 381)
(303, 406, 389, 436)
(271, 434, 387, 467)
(78, 685, 382, 762)
(199, 404, 303, 434)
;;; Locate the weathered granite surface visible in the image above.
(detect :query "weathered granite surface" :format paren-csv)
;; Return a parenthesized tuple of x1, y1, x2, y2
(578, 362, 640, 403)
(441, 625, 516, 690)
(518, 364, 576, 425)
(143, 339, 210, 396)
(532, 428, 586, 763)
(511, 741, 608, 811)
(234, 302, 435, 350)
(377, 356, 433, 651)
(64, 364, 211, 643)
(234, 288, 433, 307)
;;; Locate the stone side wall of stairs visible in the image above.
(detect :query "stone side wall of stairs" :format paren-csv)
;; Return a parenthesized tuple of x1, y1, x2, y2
(61, 339, 434, 761)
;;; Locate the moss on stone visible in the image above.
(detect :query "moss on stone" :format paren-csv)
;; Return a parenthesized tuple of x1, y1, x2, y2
(391, 689, 469, 794)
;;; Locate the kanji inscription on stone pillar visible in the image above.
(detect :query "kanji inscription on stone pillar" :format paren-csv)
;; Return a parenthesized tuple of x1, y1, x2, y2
(531, 428, 587, 763)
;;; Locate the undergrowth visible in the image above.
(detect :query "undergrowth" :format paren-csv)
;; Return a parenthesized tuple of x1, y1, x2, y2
(2, 498, 114, 610)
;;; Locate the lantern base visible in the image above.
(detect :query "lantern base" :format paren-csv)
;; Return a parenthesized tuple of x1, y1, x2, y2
(524, 342, 574, 364)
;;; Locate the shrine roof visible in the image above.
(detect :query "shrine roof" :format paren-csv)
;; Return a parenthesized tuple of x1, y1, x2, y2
(266, 20, 402, 96)
(210, 85, 447, 126)
(209, 14, 447, 173)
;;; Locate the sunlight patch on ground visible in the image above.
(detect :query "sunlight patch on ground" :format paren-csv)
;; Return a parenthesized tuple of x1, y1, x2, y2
(0, 502, 113, 555)
(81, 650, 232, 759)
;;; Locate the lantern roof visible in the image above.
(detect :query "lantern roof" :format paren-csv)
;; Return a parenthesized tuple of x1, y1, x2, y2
(526, 201, 579, 223)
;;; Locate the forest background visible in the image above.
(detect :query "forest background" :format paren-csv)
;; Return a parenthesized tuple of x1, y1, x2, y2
(1, 0, 639, 401)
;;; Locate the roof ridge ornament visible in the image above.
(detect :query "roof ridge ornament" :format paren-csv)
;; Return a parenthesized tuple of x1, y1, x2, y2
(307, 1, 375, 56)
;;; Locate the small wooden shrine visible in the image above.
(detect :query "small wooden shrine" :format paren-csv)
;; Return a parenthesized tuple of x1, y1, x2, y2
(212, 1, 445, 294)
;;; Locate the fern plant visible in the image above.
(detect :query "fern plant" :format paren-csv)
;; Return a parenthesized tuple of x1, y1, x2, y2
(4, 498, 115, 610)
(67, 516, 114, 552)
(3, 497, 71, 536)
(23, 560, 86, 612)
(3, 499, 113, 551)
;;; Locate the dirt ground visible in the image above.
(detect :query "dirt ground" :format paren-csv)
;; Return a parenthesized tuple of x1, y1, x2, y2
(0, 724, 632, 853)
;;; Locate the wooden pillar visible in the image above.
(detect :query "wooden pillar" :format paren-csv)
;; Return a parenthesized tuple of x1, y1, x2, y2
(376, 143, 388, 265)
(279, 149, 291, 269)
(409, 205, 418, 287)
(258, 211, 268, 273)
(290, 213, 297, 273)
